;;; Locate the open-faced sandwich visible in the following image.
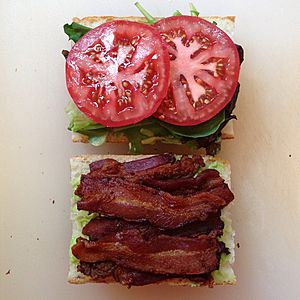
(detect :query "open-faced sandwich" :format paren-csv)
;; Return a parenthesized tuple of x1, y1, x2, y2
(69, 154, 236, 287)
(63, 3, 244, 154)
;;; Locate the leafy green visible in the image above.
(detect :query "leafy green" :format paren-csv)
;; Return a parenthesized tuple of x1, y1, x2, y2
(207, 160, 225, 175)
(65, 100, 229, 153)
(111, 118, 156, 132)
(212, 212, 236, 283)
(81, 129, 108, 146)
(63, 22, 92, 42)
(123, 127, 145, 154)
(65, 101, 105, 132)
(134, 2, 157, 24)
(212, 21, 218, 25)
(189, 3, 200, 16)
(157, 110, 225, 138)
(173, 10, 183, 16)
(119, 121, 182, 153)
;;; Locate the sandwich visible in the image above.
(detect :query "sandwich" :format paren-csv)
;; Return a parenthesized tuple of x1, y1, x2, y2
(69, 154, 236, 287)
(63, 3, 244, 154)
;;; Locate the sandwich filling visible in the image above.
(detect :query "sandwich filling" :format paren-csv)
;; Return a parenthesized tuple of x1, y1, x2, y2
(69, 155, 236, 286)
(64, 3, 244, 154)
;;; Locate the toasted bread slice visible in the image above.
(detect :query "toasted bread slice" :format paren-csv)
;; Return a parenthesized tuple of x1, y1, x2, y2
(69, 16, 236, 144)
(68, 154, 236, 286)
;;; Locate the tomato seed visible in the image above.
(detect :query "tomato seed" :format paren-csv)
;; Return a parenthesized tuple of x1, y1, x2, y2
(131, 38, 139, 46)
(94, 44, 103, 52)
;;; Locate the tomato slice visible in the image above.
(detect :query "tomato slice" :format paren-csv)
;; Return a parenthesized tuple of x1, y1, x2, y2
(66, 20, 170, 127)
(153, 16, 240, 126)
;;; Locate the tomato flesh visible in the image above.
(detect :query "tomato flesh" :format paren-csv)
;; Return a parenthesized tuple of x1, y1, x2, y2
(66, 20, 170, 127)
(153, 16, 240, 126)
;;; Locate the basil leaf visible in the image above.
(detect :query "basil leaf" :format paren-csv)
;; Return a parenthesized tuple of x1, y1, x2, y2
(157, 110, 225, 138)
(63, 22, 91, 42)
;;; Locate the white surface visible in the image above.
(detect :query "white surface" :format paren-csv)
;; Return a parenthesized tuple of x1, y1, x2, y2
(1, 0, 300, 299)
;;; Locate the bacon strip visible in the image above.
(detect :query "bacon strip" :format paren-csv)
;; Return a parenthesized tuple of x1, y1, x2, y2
(78, 261, 212, 286)
(142, 169, 218, 190)
(123, 154, 176, 173)
(87, 155, 204, 181)
(89, 159, 120, 172)
(82, 214, 224, 241)
(74, 155, 234, 284)
(76, 178, 231, 228)
(72, 233, 222, 274)
(89, 154, 176, 173)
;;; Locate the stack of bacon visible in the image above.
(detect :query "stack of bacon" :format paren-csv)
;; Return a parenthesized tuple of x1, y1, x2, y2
(72, 154, 234, 287)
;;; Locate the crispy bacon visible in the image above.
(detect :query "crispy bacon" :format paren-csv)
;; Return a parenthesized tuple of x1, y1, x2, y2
(131, 154, 204, 179)
(74, 155, 234, 285)
(78, 261, 116, 278)
(142, 169, 221, 192)
(89, 154, 176, 173)
(123, 154, 176, 173)
(89, 159, 120, 173)
(82, 218, 156, 241)
(72, 233, 222, 274)
(76, 178, 231, 228)
(112, 266, 169, 286)
(87, 155, 204, 180)
(78, 261, 212, 286)
(82, 214, 224, 241)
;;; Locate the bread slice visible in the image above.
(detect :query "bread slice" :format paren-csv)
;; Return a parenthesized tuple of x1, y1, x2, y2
(69, 16, 236, 144)
(68, 155, 236, 286)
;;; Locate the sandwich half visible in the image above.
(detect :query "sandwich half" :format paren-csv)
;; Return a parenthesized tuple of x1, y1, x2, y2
(64, 14, 243, 154)
(69, 154, 236, 287)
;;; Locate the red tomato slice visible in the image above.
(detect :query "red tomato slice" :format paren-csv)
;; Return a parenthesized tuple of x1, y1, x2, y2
(66, 20, 170, 127)
(153, 16, 240, 126)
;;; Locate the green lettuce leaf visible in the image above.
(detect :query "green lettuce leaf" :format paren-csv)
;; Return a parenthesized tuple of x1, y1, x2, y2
(157, 110, 225, 138)
(63, 22, 91, 42)
(65, 100, 226, 153)
(65, 101, 105, 131)
(205, 159, 236, 284)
